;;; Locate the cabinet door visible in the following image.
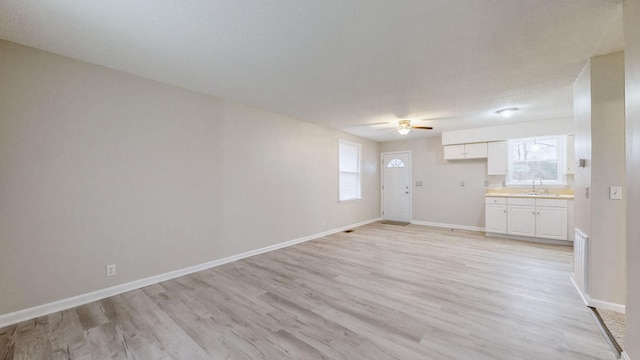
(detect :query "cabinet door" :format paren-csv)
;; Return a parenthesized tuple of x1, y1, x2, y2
(464, 143, 488, 159)
(487, 141, 507, 175)
(444, 144, 465, 159)
(536, 206, 568, 240)
(507, 205, 536, 237)
(566, 134, 575, 174)
(485, 204, 507, 233)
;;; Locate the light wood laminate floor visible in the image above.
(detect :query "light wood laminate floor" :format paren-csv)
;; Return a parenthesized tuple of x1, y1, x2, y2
(1, 223, 615, 359)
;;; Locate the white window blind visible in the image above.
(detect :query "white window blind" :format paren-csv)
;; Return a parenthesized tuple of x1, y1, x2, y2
(339, 140, 361, 201)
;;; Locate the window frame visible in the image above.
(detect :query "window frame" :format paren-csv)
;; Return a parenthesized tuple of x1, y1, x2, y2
(506, 135, 567, 187)
(338, 139, 362, 202)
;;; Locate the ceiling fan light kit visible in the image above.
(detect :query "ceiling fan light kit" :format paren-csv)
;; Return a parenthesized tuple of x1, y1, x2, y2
(398, 120, 411, 135)
(396, 119, 433, 135)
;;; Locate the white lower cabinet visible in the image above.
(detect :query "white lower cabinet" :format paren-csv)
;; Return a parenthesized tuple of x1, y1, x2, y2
(486, 197, 569, 241)
(535, 204, 568, 240)
(507, 204, 536, 236)
(485, 197, 507, 234)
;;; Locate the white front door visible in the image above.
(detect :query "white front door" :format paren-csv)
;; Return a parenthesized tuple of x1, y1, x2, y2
(382, 152, 411, 222)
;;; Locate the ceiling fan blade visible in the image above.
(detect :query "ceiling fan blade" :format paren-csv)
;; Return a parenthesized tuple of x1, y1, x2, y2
(369, 121, 394, 126)
(411, 126, 433, 130)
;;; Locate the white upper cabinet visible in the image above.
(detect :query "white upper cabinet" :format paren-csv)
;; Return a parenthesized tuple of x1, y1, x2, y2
(443, 144, 465, 159)
(444, 142, 487, 160)
(487, 141, 507, 175)
(465, 143, 488, 158)
(566, 134, 575, 174)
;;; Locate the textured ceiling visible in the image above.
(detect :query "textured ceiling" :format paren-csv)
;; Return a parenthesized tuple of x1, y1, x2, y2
(0, 0, 624, 141)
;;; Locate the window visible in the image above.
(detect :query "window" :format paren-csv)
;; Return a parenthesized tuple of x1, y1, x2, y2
(339, 139, 361, 201)
(507, 135, 566, 186)
(386, 158, 405, 168)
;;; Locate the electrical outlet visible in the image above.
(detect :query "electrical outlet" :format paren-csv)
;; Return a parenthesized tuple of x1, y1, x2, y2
(106, 264, 116, 276)
(460, 181, 465, 187)
(610, 186, 623, 200)
(484, 180, 489, 187)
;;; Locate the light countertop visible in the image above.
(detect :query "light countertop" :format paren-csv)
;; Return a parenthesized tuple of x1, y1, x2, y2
(485, 192, 574, 200)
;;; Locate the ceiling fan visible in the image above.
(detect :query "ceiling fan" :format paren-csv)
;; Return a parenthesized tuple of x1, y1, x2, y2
(396, 120, 433, 135)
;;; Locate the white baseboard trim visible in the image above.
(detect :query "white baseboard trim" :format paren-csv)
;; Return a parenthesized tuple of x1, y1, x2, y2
(570, 275, 591, 306)
(487, 232, 573, 246)
(410, 220, 484, 232)
(622, 350, 631, 360)
(589, 298, 626, 314)
(0, 217, 381, 329)
(570, 276, 626, 313)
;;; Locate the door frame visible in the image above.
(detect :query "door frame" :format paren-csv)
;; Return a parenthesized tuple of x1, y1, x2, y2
(380, 151, 412, 221)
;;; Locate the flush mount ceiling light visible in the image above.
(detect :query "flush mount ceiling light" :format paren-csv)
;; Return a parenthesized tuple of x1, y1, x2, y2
(496, 107, 518, 119)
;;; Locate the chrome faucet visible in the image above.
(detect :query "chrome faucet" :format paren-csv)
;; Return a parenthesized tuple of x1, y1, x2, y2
(532, 178, 543, 195)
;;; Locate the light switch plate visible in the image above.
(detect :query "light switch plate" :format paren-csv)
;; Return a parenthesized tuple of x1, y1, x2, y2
(610, 186, 623, 200)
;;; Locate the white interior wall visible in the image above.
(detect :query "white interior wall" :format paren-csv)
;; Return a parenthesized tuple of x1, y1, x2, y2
(381, 137, 487, 229)
(0, 40, 380, 316)
(624, 1, 640, 358)
(573, 61, 593, 248)
(589, 52, 627, 306)
(573, 52, 626, 306)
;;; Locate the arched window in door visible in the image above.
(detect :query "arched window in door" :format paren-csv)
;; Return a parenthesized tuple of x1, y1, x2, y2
(387, 158, 405, 168)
